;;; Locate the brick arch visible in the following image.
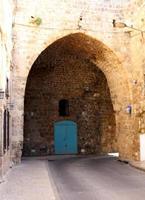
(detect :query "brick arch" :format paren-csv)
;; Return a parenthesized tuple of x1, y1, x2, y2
(12, 32, 139, 163)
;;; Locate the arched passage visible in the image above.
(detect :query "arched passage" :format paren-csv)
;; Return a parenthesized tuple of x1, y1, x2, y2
(23, 59, 116, 156)
(12, 32, 139, 162)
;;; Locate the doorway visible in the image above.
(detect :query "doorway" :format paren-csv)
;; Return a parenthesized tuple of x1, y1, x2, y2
(54, 120, 77, 154)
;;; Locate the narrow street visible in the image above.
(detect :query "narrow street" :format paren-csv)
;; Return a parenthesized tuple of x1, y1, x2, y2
(48, 156, 145, 200)
(1, 156, 145, 200)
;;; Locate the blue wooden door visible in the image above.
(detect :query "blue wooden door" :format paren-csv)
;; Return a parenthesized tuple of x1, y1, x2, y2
(54, 120, 77, 154)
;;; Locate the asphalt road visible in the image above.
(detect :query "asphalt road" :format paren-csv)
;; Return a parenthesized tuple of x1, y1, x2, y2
(48, 156, 145, 200)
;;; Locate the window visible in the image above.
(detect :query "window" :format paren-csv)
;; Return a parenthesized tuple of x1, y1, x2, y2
(59, 99, 69, 116)
(7, 110, 10, 148)
(3, 109, 10, 153)
(3, 110, 7, 152)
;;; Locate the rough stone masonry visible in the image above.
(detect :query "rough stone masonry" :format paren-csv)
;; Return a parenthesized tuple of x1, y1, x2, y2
(1, 0, 145, 179)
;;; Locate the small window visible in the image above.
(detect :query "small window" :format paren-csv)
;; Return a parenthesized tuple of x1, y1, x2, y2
(3, 110, 7, 153)
(59, 99, 69, 116)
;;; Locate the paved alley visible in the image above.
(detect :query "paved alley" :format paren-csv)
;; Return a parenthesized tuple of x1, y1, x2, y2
(1, 156, 145, 200)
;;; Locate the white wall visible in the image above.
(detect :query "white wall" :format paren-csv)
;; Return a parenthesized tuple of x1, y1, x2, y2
(140, 134, 145, 161)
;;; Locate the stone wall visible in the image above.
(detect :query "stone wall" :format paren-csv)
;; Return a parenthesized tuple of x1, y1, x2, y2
(10, 0, 145, 163)
(23, 53, 116, 156)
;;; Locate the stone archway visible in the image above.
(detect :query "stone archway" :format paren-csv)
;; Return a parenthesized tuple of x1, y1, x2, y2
(12, 33, 139, 163)
(23, 58, 116, 156)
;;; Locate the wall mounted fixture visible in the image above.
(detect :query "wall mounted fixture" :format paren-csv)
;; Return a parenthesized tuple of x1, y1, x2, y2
(30, 16, 42, 26)
(126, 105, 132, 115)
(113, 19, 145, 33)
(77, 14, 83, 29)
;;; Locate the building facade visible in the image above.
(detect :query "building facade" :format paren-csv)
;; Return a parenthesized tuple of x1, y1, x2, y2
(1, 0, 145, 179)
(0, 0, 13, 179)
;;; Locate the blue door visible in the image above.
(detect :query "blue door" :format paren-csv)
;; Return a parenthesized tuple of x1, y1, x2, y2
(54, 120, 77, 154)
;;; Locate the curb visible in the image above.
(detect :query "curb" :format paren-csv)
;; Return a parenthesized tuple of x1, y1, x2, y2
(129, 162, 145, 172)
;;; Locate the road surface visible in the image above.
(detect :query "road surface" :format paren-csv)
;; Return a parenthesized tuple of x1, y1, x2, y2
(48, 156, 145, 200)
